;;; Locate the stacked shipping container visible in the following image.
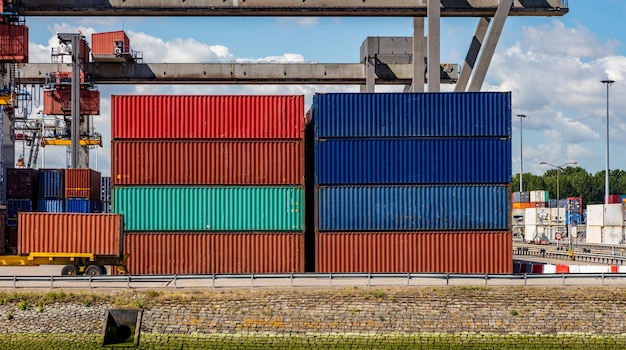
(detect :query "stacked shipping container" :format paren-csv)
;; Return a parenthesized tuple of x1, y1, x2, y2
(310, 92, 512, 274)
(5, 168, 37, 253)
(112, 95, 305, 274)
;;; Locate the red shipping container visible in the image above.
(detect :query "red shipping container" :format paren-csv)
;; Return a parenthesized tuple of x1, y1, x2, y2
(315, 231, 512, 274)
(112, 140, 304, 186)
(606, 195, 622, 204)
(91, 30, 130, 57)
(124, 232, 304, 274)
(18, 213, 122, 257)
(0, 23, 28, 62)
(43, 89, 100, 115)
(111, 95, 304, 140)
(65, 169, 101, 200)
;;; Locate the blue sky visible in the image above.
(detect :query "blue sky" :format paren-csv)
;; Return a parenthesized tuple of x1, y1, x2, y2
(19, 1, 626, 179)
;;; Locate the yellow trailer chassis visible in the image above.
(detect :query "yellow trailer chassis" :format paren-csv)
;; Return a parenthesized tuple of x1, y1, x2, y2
(0, 253, 128, 275)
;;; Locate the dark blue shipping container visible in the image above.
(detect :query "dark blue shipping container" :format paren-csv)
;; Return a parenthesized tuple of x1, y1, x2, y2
(7, 199, 33, 226)
(315, 138, 511, 185)
(101, 177, 111, 202)
(6, 168, 38, 199)
(38, 169, 65, 199)
(65, 199, 102, 213)
(38, 199, 64, 213)
(312, 92, 511, 138)
(316, 185, 509, 231)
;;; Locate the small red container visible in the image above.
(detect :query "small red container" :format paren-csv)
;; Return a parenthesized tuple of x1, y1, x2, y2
(18, 213, 123, 257)
(91, 30, 130, 56)
(0, 23, 28, 62)
(65, 169, 101, 200)
(43, 89, 100, 115)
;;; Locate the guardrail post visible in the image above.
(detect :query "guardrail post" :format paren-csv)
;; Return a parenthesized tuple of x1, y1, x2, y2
(367, 273, 371, 287)
(174, 274, 177, 289)
(13, 275, 16, 289)
(524, 273, 527, 286)
(562, 274, 565, 286)
(127, 274, 130, 289)
(406, 273, 410, 286)
(329, 273, 332, 287)
(51, 276, 54, 289)
(251, 273, 254, 288)
(446, 273, 449, 286)
(484, 274, 488, 286)
(89, 275, 92, 289)
(212, 274, 216, 289)
(602, 273, 605, 286)
(290, 273, 294, 287)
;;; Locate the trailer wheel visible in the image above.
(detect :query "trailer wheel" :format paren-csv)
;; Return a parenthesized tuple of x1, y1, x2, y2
(61, 264, 80, 276)
(98, 265, 108, 275)
(84, 265, 103, 276)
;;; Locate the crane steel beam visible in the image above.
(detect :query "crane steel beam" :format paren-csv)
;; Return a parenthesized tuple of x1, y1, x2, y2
(16, 0, 568, 17)
(18, 63, 459, 85)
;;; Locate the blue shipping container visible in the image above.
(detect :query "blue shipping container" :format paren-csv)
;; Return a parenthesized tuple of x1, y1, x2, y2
(38, 199, 64, 213)
(38, 169, 65, 199)
(101, 177, 112, 202)
(7, 199, 33, 226)
(65, 199, 102, 213)
(315, 138, 511, 185)
(316, 185, 509, 231)
(313, 92, 511, 138)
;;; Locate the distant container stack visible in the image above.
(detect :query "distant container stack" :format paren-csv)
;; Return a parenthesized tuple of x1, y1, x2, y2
(5, 168, 38, 253)
(112, 95, 305, 274)
(309, 92, 512, 274)
(101, 177, 111, 213)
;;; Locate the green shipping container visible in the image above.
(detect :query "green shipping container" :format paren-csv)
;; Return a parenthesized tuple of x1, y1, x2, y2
(113, 186, 304, 231)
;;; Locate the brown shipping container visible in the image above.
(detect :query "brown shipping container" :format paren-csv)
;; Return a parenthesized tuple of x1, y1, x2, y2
(43, 89, 100, 115)
(315, 231, 512, 274)
(124, 232, 304, 274)
(112, 140, 304, 186)
(65, 169, 101, 200)
(91, 30, 130, 56)
(0, 211, 5, 254)
(17, 213, 122, 256)
(111, 95, 304, 140)
(0, 23, 28, 62)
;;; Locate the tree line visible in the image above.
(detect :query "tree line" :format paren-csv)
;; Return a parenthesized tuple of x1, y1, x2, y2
(512, 167, 626, 205)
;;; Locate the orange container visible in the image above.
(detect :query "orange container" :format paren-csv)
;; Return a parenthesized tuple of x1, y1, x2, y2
(124, 232, 304, 274)
(512, 202, 532, 209)
(17, 213, 122, 257)
(91, 30, 130, 56)
(65, 169, 101, 200)
(43, 89, 100, 115)
(315, 231, 512, 274)
(0, 23, 28, 62)
(112, 140, 304, 186)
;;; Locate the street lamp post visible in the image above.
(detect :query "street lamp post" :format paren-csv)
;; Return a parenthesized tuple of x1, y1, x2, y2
(516, 114, 527, 192)
(539, 161, 578, 250)
(601, 79, 615, 204)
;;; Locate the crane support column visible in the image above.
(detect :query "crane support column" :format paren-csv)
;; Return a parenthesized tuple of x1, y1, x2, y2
(70, 34, 81, 168)
(412, 17, 425, 92)
(360, 57, 375, 92)
(454, 17, 490, 92)
(467, 0, 512, 92)
(80, 115, 90, 167)
(427, 0, 440, 92)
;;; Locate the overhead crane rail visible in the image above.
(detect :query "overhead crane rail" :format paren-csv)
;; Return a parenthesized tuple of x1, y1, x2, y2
(15, 0, 568, 17)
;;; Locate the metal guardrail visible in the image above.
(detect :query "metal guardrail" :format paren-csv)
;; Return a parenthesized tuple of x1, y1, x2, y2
(514, 245, 626, 265)
(1, 272, 626, 289)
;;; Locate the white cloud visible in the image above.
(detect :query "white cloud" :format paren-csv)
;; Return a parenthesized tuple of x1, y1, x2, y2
(277, 17, 320, 27)
(128, 32, 235, 63)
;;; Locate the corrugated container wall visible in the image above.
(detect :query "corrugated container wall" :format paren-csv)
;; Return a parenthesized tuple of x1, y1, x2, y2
(111, 95, 304, 140)
(316, 185, 509, 231)
(101, 177, 112, 202)
(112, 140, 304, 186)
(114, 186, 304, 232)
(7, 199, 32, 226)
(124, 232, 304, 274)
(7, 168, 38, 199)
(18, 213, 123, 257)
(65, 199, 102, 213)
(43, 90, 100, 116)
(38, 169, 65, 199)
(65, 169, 101, 200)
(38, 199, 64, 213)
(315, 138, 511, 185)
(0, 23, 28, 62)
(315, 231, 512, 274)
(312, 92, 511, 138)
(91, 30, 130, 56)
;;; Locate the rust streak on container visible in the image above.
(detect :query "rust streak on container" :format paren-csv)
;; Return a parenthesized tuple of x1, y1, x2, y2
(17, 213, 123, 257)
(124, 232, 304, 274)
(315, 231, 512, 274)
(112, 140, 304, 185)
